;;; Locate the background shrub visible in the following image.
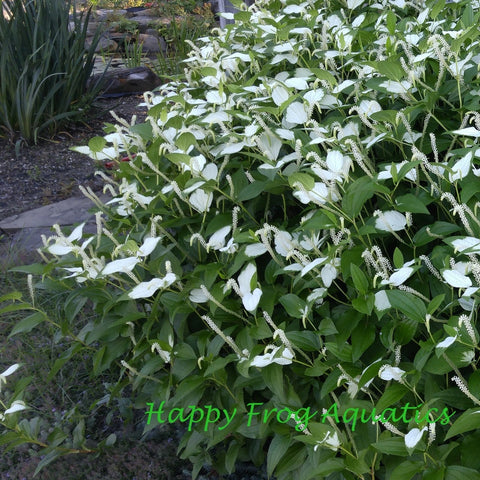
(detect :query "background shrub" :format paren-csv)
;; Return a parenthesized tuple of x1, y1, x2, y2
(4, 0, 480, 478)
(0, 0, 103, 143)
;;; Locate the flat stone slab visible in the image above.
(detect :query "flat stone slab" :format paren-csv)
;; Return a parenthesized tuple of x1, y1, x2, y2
(0, 195, 108, 231)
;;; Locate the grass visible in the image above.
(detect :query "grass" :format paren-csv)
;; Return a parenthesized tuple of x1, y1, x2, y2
(0, 246, 193, 479)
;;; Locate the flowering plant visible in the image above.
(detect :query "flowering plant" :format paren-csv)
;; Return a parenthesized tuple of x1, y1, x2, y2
(5, 0, 480, 477)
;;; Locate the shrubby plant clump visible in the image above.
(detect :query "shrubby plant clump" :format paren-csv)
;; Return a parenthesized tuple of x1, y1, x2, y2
(3, 0, 480, 478)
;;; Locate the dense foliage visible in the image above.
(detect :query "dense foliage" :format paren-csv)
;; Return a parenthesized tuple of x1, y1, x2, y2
(0, 0, 103, 143)
(3, 0, 480, 478)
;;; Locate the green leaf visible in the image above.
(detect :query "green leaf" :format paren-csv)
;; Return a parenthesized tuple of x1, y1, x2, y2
(0, 291, 22, 303)
(237, 181, 267, 201)
(370, 110, 398, 124)
(64, 292, 88, 323)
(285, 331, 321, 351)
(393, 247, 404, 269)
(350, 263, 369, 295)
(395, 317, 417, 345)
(72, 419, 85, 449)
(352, 295, 374, 315)
(166, 152, 191, 165)
(423, 467, 446, 480)
(445, 466, 480, 480)
(390, 461, 424, 480)
(88, 136, 107, 152)
(376, 383, 409, 411)
(386, 10, 396, 35)
(263, 364, 285, 401)
(428, 294, 445, 314)
(8, 311, 45, 337)
(309, 68, 337, 86)
(34, 450, 68, 477)
(395, 193, 430, 214)
(430, 0, 445, 19)
(279, 293, 307, 318)
(267, 435, 291, 478)
(372, 437, 409, 456)
(342, 176, 376, 217)
(366, 60, 405, 81)
(303, 459, 345, 478)
(275, 443, 307, 475)
(174, 377, 205, 403)
(414, 222, 461, 246)
(386, 290, 426, 323)
(176, 132, 197, 151)
(0, 302, 32, 315)
(288, 172, 315, 190)
(225, 441, 241, 473)
(351, 323, 375, 362)
(48, 343, 83, 380)
(445, 408, 480, 440)
(199, 66, 218, 77)
(425, 346, 473, 374)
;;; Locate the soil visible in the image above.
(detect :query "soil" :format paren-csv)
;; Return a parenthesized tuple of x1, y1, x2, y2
(0, 95, 148, 222)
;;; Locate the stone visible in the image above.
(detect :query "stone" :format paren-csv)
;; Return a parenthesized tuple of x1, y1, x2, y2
(88, 66, 163, 96)
(94, 9, 127, 21)
(89, 34, 118, 53)
(0, 195, 109, 231)
(130, 7, 160, 16)
(137, 33, 166, 54)
(86, 20, 106, 36)
(123, 15, 164, 31)
(0, 196, 108, 258)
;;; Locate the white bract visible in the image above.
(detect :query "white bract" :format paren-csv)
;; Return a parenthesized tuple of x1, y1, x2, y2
(293, 182, 339, 205)
(207, 226, 231, 251)
(405, 427, 427, 449)
(377, 162, 417, 182)
(314, 431, 340, 451)
(374, 291, 391, 311)
(189, 288, 209, 303)
(449, 152, 472, 181)
(102, 257, 140, 275)
(4, 400, 27, 415)
(381, 260, 415, 286)
(379, 365, 405, 382)
(452, 127, 480, 138)
(442, 269, 472, 288)
(190, 189, 213, 213)
(436, 336, 457, 350)
(274, 230, 299, 257)
(245, 243, 268, 257)
(237, 263, 262, 312)
(47, 223, 88, 255)
(451, 237, 480, 254)
(0, 364, 20, 392)
(285, 102, 309, 125)
(128, 273, 177, 299)
(374, 211, 408, 232)
(137, 237, 162, 257)
(250, 345, 294, 367)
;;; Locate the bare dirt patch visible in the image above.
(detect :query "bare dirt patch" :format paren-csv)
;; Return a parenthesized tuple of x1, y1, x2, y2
(0, 95, 148, 222)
